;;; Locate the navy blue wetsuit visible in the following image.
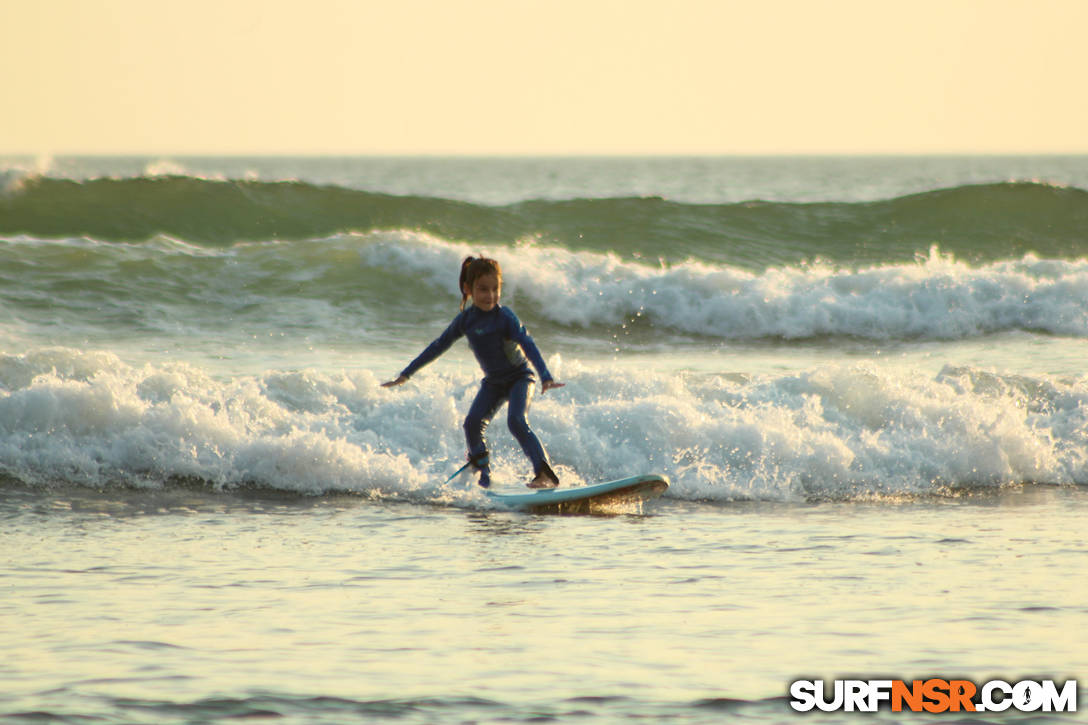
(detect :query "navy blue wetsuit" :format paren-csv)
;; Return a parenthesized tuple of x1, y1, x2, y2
(399, 305, 554, 481)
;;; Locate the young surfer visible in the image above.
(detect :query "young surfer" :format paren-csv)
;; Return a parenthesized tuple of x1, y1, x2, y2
(382, 256, 564, 489)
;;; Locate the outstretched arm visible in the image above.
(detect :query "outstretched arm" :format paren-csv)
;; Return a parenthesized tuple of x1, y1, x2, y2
(384, 313, 465, 388)
(503, 308, 563, 390)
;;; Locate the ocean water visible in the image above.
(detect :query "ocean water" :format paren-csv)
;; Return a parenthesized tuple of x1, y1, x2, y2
(1, 155, 1086, 723)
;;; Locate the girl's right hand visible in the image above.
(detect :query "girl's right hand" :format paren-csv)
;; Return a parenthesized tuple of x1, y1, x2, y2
(541, 380, 565, 394)
(382, 375, 408, 388)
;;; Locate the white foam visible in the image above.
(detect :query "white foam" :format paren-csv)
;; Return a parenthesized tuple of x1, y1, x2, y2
(1, 347, 1085, 503)
(360, 234, 1088, 340)
(143, 159, 191, 178)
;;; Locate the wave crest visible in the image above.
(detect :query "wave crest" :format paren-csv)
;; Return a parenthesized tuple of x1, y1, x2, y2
(3, 176, 1087, 266)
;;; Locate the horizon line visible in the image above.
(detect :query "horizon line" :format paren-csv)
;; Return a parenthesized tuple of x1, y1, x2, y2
(5, 150, 1088, 159)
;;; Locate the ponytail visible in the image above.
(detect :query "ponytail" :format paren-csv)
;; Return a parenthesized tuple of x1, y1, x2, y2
(458, 256, 476, 311)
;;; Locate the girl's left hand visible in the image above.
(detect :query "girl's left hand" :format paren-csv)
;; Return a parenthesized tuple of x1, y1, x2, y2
(541, 380, 565, 394)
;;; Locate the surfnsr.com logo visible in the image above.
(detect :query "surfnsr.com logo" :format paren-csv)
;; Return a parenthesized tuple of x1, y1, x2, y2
(789, 679, 1078, 713)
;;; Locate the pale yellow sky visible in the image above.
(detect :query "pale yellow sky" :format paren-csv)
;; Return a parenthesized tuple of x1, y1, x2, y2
(2, 0, 1086, 155)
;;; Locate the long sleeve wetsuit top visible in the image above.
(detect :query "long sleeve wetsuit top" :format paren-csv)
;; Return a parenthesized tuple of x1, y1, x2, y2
(399, 305, 553, 384)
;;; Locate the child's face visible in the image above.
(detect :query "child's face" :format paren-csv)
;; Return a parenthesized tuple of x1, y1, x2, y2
(464, 274, 501, 312)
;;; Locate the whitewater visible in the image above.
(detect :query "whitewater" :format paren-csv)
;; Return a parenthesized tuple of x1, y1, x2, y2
(2, 155, 1086, 724)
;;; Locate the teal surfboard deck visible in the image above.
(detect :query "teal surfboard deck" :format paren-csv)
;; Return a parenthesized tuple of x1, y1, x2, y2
(484, 473, 669, 514)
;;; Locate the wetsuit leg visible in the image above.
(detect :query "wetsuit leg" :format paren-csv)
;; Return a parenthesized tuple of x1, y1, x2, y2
(506, 377, 549, 474)
(463, 381, 507, 470)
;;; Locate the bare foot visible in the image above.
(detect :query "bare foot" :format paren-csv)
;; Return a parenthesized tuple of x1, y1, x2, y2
(527, 463, 559, 489)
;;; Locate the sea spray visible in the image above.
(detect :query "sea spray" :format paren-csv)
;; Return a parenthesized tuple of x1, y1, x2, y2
(2, 348, 1084, 501)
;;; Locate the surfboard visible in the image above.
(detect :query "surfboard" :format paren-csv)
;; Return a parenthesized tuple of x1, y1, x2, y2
(483, 473, 668, 514)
